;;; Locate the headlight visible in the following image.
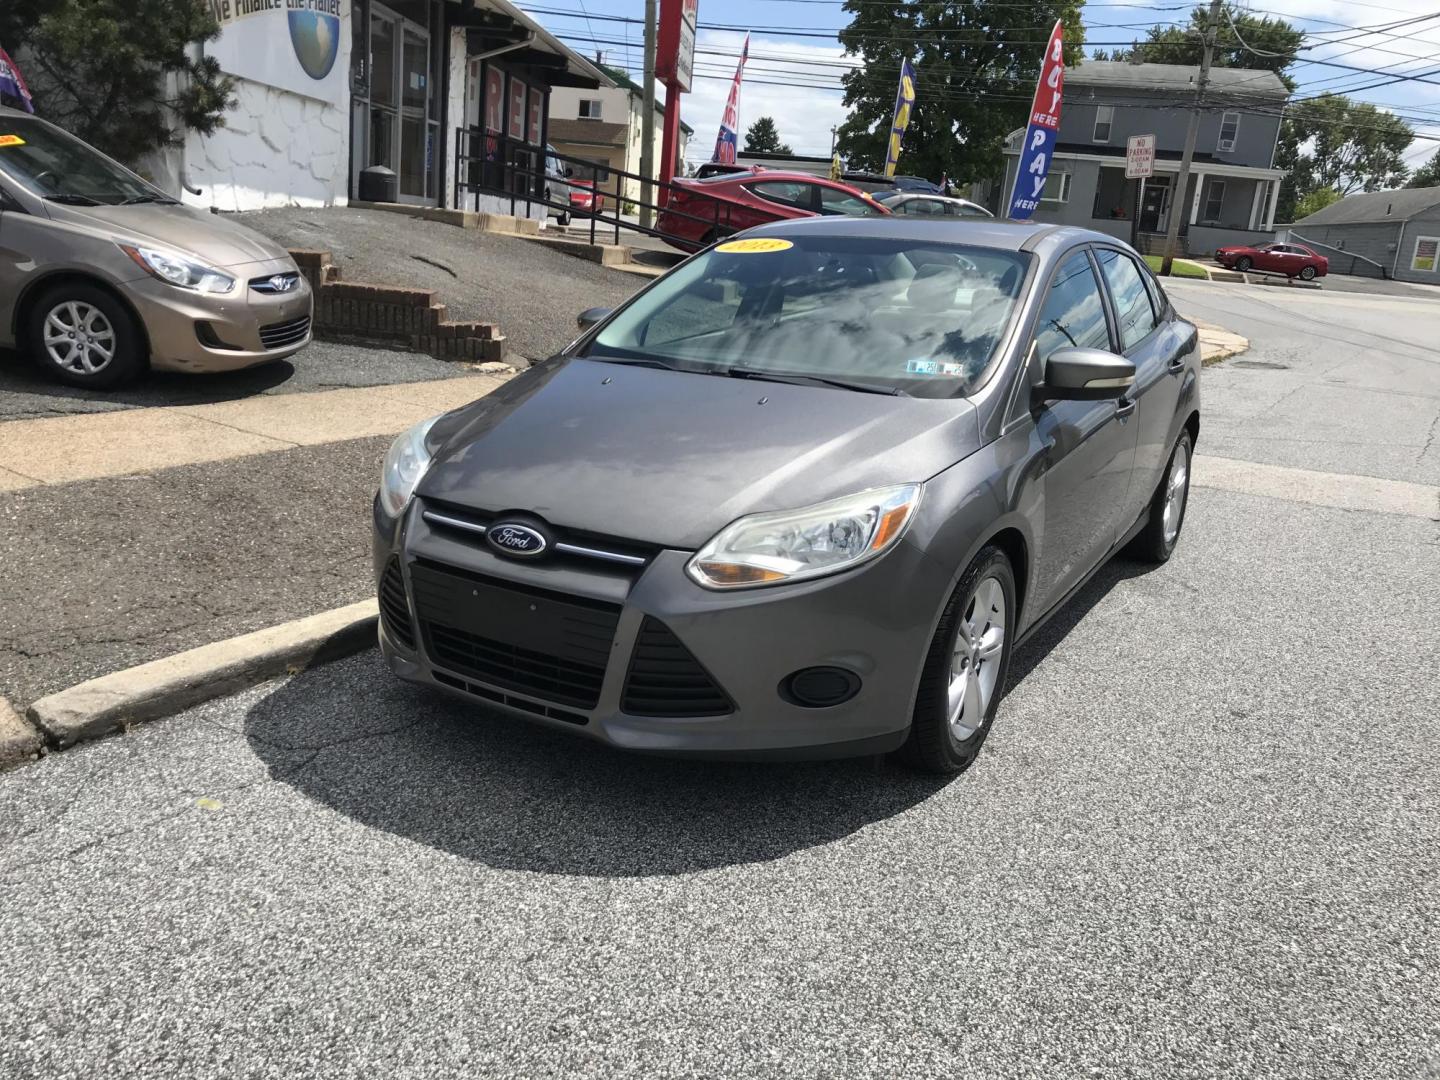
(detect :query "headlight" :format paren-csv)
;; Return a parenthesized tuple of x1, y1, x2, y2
(378, 415, 440, 517)
(687, 484, 921, 589)
(120, 244, 235, 294)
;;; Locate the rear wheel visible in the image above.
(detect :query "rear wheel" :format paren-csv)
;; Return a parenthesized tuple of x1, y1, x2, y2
(27, 283, 145, 389)
(896, 546, 1016, 775)
(1128, 429, 1193, 563)
(1234, 255, 1253, 272)
(1298, 265, 1317, 281)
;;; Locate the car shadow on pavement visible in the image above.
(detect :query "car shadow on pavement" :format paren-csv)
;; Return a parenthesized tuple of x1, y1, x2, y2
(242, 555, 1154, 878)
(0, 348, 296, 410)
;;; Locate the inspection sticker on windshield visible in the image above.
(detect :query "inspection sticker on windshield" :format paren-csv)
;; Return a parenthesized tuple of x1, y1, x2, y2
(716, 238, 793, 254)
(0, 135, 24, 148)
(907, 359, 965, 376)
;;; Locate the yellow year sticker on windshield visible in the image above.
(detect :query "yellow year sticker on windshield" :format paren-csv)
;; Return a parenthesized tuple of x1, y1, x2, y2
(0, 135, 25, 148)
(716, 238, 793, 254)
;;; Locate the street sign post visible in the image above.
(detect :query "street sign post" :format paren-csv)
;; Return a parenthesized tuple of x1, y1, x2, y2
(1126, 135, 1155, 249)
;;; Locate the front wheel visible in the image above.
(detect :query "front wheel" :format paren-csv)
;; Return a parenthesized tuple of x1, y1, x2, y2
(896, 546, 1016, 775)
(27, 284, 145, 389)
(1234, 256, 1253, 272)
(1128, 430, 1193, 563)
(1299, 265, 1317, 281)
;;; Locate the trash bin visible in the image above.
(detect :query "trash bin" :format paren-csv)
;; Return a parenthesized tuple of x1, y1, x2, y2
(358, 165, 397, 204)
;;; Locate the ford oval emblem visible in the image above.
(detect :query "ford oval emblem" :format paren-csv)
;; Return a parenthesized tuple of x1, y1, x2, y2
(486, 522, 548, 558)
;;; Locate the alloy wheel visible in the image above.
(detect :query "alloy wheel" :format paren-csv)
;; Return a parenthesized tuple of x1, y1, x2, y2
(43, 301, 116, 376)
(947, 575, 1006, 741)
(1162, 445, 1190, 545)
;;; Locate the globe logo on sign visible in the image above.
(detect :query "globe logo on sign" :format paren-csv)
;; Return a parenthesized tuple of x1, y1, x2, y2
(288, 9, 339, 81)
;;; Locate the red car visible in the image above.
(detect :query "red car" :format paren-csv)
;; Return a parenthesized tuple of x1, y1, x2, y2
(566, 178, 604, 217)
(658, 171, 890, 251)
(1214, 241, 1328, 280)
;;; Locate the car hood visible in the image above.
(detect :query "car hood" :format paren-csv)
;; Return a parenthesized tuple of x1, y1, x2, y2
(418, 358, 981, 549)
(48, 202, 293, 269)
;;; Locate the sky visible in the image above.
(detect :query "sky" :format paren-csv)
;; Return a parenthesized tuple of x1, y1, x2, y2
(520, 0, 1440, 176)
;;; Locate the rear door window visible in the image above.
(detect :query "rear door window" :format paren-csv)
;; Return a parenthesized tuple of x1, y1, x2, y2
(1094, 248, 1159, 351)
(749, 181, 811, 210)
(817, 186, 881, 217)
(1033, 251, 1112, 364)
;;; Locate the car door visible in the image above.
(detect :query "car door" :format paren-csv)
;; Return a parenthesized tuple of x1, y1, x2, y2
(1256, 244, 1289, 273)
(1093, 246, 1188, 529)
(815, 184, 885, 217)
(0, 181, 26, 349)
(1026, 248, 1141, 615)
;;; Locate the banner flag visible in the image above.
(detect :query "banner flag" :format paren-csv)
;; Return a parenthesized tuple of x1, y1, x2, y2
(712, 33, 750, 164)
(882, 59, 916, 178)
(1007, 20, 1065, 220)
(0, 45, 35, 113)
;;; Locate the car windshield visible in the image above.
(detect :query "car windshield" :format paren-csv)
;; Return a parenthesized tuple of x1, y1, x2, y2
(585, 235, 1029, 398)
(0, 115, 166, 205)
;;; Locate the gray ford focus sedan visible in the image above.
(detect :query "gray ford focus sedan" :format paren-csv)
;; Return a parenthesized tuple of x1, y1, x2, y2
(373, 218, 1199, 773)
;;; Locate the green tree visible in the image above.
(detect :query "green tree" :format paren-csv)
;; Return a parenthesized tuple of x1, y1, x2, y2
(1293, 186, 1340, 219)
(1405, 148, 1440, 189)
(743, 116, 793, 155)
(834, 0, 1084, 185)
(1, 0, 233, 166)
(1285, 94, 1412, 199)
(1108, 5, 1304, 90)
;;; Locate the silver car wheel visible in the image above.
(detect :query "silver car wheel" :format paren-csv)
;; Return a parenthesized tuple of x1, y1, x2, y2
(1162, 447, 1190, 545)
(43, 301, 116, 376)
(947, 575, 1006, 741)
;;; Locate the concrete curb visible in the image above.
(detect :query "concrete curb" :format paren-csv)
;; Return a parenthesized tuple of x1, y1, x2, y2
(0, 697, 44, 771)
(26, 600, 379, 750)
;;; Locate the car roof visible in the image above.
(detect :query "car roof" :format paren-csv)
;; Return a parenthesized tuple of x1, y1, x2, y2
(735, 215, 1116, 253)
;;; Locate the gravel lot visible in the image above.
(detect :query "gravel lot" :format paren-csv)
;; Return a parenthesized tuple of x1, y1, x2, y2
(2, 484, 1437, 1079)
(240, 207, 641, 362)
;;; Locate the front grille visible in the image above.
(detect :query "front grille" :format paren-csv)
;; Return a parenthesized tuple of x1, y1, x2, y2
(419, 499, 658, 571)
(250, 271, 301, 294)
(621, 617, 732, 717)
(379, 558, 415, 650)
(259, 315, 311, 350)
(433, 671, 588, 726)
(411, 560, 620, 710)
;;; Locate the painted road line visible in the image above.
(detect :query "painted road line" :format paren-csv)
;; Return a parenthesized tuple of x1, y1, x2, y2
(0, 375, 504, 490)
(1194, 455, 1440, 520)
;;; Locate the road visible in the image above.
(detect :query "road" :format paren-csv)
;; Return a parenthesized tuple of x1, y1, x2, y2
(1, 281, 1438, 1079)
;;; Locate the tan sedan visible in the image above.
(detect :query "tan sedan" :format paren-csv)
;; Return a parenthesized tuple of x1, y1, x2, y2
(0, 105, 311, 389)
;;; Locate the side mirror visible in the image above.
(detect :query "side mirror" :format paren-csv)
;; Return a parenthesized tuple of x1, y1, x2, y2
(1033, 347, 1135, 404)
(563, 166, 575, 178)
(576, 306, 612, 331)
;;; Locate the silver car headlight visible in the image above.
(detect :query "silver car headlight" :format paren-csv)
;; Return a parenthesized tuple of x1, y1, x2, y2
(120, 244, 236, 294)
(378, 416, 440, 517)
(687, 484, 922, 589)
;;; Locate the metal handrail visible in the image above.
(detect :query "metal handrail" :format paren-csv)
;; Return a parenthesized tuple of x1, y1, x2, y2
(454, 128, 736, 249)
(1287, 231, 1390, 279)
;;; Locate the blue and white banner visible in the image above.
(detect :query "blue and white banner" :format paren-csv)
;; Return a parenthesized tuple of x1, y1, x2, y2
(0, 46, 34, 113)
(1007, 21, 1065, 220)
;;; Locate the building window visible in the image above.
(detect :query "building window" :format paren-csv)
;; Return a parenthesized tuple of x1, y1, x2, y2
(1217, 111, 1240, 152)
(1040, 170, 1071, 204)
(1093, 105, 1113, 143)
(1203, 180, 1225, 222)
(1412, 236, 1439, 272)
(579, 99, 603, 120)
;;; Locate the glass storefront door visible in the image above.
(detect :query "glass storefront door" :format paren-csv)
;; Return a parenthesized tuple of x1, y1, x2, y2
(399, 25, 429, 199)
(360, 2, 430, 204)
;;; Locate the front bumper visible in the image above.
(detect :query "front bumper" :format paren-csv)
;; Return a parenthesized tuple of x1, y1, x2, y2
(125, 259, 314, 373)
(373, 497, 950, 759)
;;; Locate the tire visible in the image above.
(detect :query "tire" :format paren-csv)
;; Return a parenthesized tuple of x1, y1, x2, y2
(1127, 429, 1193, 564)
(1299, 265, 1317, 281)
(27, 283, 145, 389)
(1234, 256, 1253, 272)
(896, 545, 1017, 775)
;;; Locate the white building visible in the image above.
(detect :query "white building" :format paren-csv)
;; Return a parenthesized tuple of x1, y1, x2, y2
(143, 0, 610, 220)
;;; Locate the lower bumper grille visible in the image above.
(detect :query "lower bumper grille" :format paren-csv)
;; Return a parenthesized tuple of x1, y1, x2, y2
(411, 560, 620, 711)
(379, 558, 416, 650)
(259, 315, 311, 350)
(622, 617, 732, 717)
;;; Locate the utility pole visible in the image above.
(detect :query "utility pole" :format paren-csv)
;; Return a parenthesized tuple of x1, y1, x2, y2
(639, 0, 658, 229)
(1161, 0, 1222, 276)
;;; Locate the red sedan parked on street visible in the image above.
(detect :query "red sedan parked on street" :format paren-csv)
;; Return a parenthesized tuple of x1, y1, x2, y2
(658, 171, 889, 251)
(1214, 241, 1329, 280)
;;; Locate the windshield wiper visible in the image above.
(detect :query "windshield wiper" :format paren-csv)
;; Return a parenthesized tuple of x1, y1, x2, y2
(723, 367, 902, 396)
(120, 194, 178, 205)
(42, 193, 101, 206)
(588, 355, 687, 372)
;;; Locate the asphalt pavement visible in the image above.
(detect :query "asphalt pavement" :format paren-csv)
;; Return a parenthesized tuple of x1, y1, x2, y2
(2, 481, 1437, 1078)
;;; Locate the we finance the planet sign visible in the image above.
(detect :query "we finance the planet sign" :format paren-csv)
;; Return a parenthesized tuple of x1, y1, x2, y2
(207, 0, 347, 106)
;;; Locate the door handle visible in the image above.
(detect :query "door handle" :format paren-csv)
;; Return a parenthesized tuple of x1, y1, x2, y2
(1115, 398, 1137, 419)
(1167, 355, 1187, 374)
